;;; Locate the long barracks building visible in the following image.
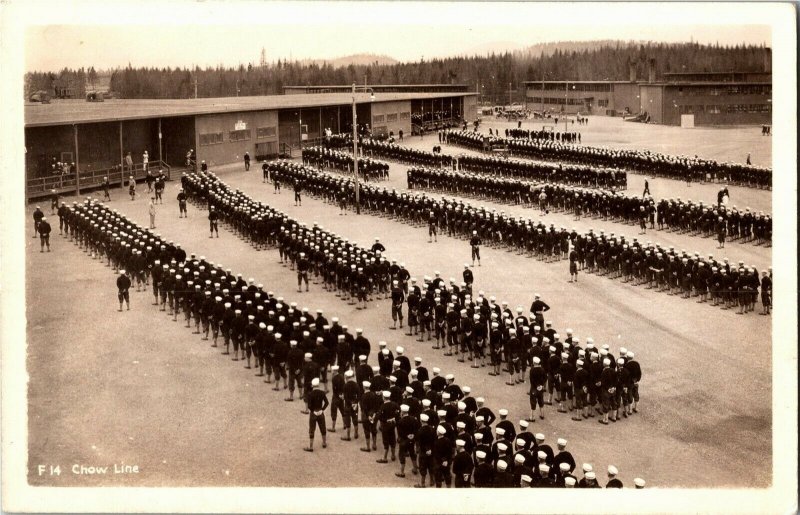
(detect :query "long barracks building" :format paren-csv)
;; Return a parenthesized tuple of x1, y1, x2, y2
(524, 61, 772, 126)
(24, 90, 477, 199)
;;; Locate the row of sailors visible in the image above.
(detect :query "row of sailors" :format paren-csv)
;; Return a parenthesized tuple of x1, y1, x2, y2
(263, 161, 770, 303)
(457, 153, 627, 191)
(405, 167, 772, 246)
(443, 128, 770, 189)
(570, 234, 772, 313)
(301, 146, 390, 181)
(63, 199, 648, 489)
(502, 138, 771, 189)
(358, 138, 456, 169)
(265, 162, 772, 315)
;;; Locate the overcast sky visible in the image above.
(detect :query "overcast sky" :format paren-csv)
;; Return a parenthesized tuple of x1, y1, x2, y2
(23, 3, 771, 72)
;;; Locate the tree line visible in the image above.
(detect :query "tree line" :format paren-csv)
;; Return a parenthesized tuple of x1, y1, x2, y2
(25, 42, 769, 102)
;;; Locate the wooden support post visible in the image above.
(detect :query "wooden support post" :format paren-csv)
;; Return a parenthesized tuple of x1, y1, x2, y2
(74, 124, 81, 196)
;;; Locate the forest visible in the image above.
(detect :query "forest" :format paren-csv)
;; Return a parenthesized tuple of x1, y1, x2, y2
(25, 41, 770, 102)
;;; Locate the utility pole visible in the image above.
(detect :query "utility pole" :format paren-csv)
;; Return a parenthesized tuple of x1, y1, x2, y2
(194, 73, 198, 99)
(352, 83, 360, 214)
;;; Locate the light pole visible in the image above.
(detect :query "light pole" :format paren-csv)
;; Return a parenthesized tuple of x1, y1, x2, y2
(352, 83, 374, 215)
(508, 82, 512, 108)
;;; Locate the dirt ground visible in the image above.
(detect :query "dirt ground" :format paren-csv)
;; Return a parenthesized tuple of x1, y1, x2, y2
(26, 124, 772, 489)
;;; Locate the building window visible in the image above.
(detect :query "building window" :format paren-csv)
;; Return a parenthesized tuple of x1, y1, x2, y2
(229, 129, 251, 142)
(400, 112, 411, 119)
(373, 114, 385, 123)
(199, 132, 224, 146)
(707, 105, 721, 114)
(598, 99, 609, 107)
(256, 126, 277, 139)
(386, 113, 398, 122)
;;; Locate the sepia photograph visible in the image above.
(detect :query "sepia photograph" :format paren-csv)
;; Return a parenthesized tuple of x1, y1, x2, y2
(1, 1, 796, 513)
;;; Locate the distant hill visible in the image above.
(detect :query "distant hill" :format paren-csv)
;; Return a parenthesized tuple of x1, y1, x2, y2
(515, 39, 642, 58)
(296, 53, 398, 68)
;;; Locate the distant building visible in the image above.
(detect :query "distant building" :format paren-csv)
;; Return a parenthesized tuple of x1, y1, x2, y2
(524, 60, 772, 126)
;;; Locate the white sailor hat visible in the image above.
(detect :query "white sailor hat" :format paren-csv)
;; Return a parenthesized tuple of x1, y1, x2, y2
(537, 450, 546, 459)
(539, 464, 550, 474)
(311, 378, 320, 387)
(626, 351, 634, 358)
(396, 346, 404, 354)
(497, 442, 508, 451)
(422, 399, 431, 407)
(437, 409, 446, 417)
(608, 465, 618, 475)
(496, 427, 506, 436)
(436, 425, 447, 435)
(304, 352, 312, 359)
(514, 453, 526, 464)
(582, 463, 593, 472)
(382, 391, 391, 398)
(456, 421, 466, 430)
(442, 392, 450, 400)
(497, 460, 508, 471)
(585, 471, 596, 480)
(389, 375, 397, 383)
(420, 413, 429, 422)
(382, 349, 389, 355)
(400, 404, 410, 413)
(533, 357, 541, 365)
(331, 365, 340, 371)
(565, 477, 576, 486)
(457, 401, 466, 411)
(445, 373, 454, 380)
(603, 358, 611, 366)
(634, 478, 646, 488)
(535, 433, 545, 441)
(405, 386, 414, 394)
(379, 341, 387, 347)
(515, 438, 526, 448)
(344, 370, 354, 378)
(476, 450, 487, 459)
(392, 360, 400, 367)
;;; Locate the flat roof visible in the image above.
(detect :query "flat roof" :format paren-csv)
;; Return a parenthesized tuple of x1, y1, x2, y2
(640, 82, 772, 87)
(662, 71, 771, 76)
(25, 91, 476, 128)
(524, 80, 636, 84)
(285, 84, 470, 88)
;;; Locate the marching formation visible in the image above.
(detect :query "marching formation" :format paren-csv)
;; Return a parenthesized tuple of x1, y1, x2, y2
(302, 146, 390, 181)
(406, 167, 772, 247)
(54, 194, 648, 489)
(438, 130, 771, 189)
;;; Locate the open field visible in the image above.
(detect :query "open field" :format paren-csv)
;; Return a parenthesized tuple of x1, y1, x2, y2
(27, 134, 772, 488)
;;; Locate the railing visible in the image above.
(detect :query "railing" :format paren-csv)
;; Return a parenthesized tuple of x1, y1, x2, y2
(27, 160, 174, 202)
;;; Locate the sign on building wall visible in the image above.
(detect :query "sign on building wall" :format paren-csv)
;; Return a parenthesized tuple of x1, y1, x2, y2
(235, 120, 247, 131)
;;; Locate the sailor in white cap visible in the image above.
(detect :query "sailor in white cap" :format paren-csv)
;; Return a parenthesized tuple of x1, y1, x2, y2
(433, 424, 455, 488)
(633, 477, 646, 489)
(606, 465, 623, 488)
(452, 438, 474, 488)
(579, 469, 600, 488)
(375, 391, 399, 464)
(357, 379, 379, 452)
(554, 438, 576, 474)
(528, 356, 546, 421)
(116, 269, 132, 311)
(470, 230, 481, 267)
(395, 403, 419, 478)
(494, 459, 514, 487)
(303, 377, 329, 452)
(599, 356, 617, 424)
(390, 280, 405, 330)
